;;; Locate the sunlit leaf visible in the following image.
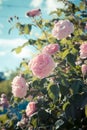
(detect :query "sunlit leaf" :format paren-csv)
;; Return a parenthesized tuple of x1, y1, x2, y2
(12, 46, 22, 54)
(79, 2, 85, 10)
(0, 114, 8, 123)
(47, 84, 59, 101)
(63, 101, 70, 111)
(55, 119, 64, 129)
(61, 49, 70, 59)
(16, 22, 32, 35)
(85, 105, 87, 117)
(24, 24, 32, 34)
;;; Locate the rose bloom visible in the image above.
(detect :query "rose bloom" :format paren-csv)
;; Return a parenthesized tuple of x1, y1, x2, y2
(11, 75, 28, 98)
(80, 42, 87, 59)
(42, 43, 60, 55)
(52, 20, 74, 40)
(81, 64, 87, 76)
(0, 94, 9, 108)
(17, 118, 28, 128)
(85, 23, 87, 30)
(26, 9, 41, 17)
(29, 53, 55, 79)
(26, 102, 37, 117)
(1, 93, 7, 98)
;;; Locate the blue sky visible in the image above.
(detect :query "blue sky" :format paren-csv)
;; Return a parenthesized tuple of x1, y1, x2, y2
(0, 0, 80, 72)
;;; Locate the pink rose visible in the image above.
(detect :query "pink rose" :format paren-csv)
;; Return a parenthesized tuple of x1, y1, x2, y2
(52, 20, 74, 40)
(0, 98, 9, 108)
(11, 75, 28, 98)
(0, 94, 9, 108)
(85, 23, 87, 30)
(80, 42, 87, 59)
(1, 93, 7, 98)
(81, 64, 87, 76)
(26, 9, 41, 17)
(42, 44, 60, 55)
(17, 118, 28, 127)
(29, 53, 55, 79)
(26, 102, 37, 116)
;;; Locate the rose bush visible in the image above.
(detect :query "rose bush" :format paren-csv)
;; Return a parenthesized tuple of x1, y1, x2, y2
(0, 0, 87, 130)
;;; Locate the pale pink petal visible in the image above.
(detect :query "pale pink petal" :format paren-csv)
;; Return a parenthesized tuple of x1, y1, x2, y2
(81, 64, 87, 75)
(26, 9, 41, 17)
(42, 43, 60, 55)
(52, 20, 74, 40)
(29, 53, 55, 79)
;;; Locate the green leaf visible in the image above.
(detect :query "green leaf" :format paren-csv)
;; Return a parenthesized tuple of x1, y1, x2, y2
(50, 11, 58, 15)
(29, 112, 38, 128)
(50, 9, 62, 16)
(16, 22, 21, 28)
(24, 24, 32, 34)
(38, 109, 51, 125)
(16, 22, 32, 35)
(59, 85, 69, 96)
(67, 53, 76, 67)
(55, 119, 64, 129)
(65, 104, 76, 120)
(20, 61, 29, 70)
(70, 79, 83, 94)
(29, 39, 36, 45)
(79, 2, 85, 10)
(74, 28, 83, 36)
(61, 49, 70, 59)
(56, 9, 62, 16)
(17, 23, 24, 35)
(47, 84, 59, 101)
(0, 114, 8, 123)
(60, 38, 67, 44)
(71, 47, 78, 55)
(12, 46, 22, 54)
(5, 120, 13, 128)
(63, 101, 70, 111)
(85, 105, 87, 117)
